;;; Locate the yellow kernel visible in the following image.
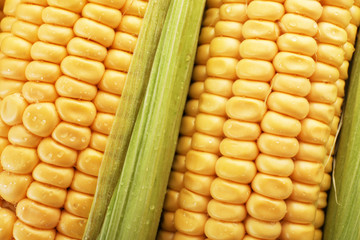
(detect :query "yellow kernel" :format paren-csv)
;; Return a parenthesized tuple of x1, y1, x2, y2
(22, 82, 59, 103)
(74, 18, 114, 47)
(27, 181, 66, 208)
(280, 222, 315, 240)
(236, 59, 275, 82)
(346, 24, 357, 45)
(52, 122, 91, 151)
(117, 15, 143, 36)
(16, 198, 61, 229)
(121, 0, 148, 17)
(70, 171, 97, 195)
(91, 113, 114, 135)
(219, 3, 247, 22)
(220, 138, 259, 160)
(172, 155, 186, 172)
(330, 116, 340, 135)
(191, 132, 221, 155)
(245, 217, 281, 240)
(210, 178, 251, 204)
(0, 78, 24, 99)
(310, 62, 339, 83)
(246, 192, 286, 221)
(277, 33, 317, 56)
(272, 73, 311, 97)
(1, 17, 17, 32)
(317, 43, 344, 67)
(207, 57, 238, 79)
(202, 8, 220, 27)
(247, 1, 284, 21)
(289, 181, 320, 203)
(174, 209, 207, 236)
(192, 65, 207, 82)
(104, 50, 132, 72)
(3, 0, 20, 16)
(178, 188, 210, 212)
(0, 118, 10, 138)
(199, 26, 215, 44)
(13, 220, 56, 240)
(307, 82, 338, 104)
(314, 209, 325, 228)
(298, 119, 331, 145)
(23, 103, 60, 137)
(93, 91, 121, 114)
(308, 103, 335, 125)
(284, 200, 316, 224)
(196, 44, 209, 64)
(90, 132, 108, 152)
(210, 37, 240, 58)
(320, 6, 352, 28)
(296, 142, 326, 163)
(112, 32, 137, 52)
(185, 99, 199, 117)
(176, 136, 192, 156)
(205, 218, 245, 240)
(0, 208, 17, 240)
(321, 0, 353, 9)
(55, 76, 97, 101)
(41, 7, 80, 28)
(343, 42, 355, 61)
(291, 160, 324, 185)
(1, 36, 32, 60)
(317, 192, 328, 208)
(65, 190, 93, 218)
(67, 37, 107, 62)
(185, 150, 217, 175)
(0, 58, 29, 81)
(33, 163, 74, 188)
(11, 20, 39, 43)
(267, 92, 309, 120)
(223, 119, 261, 141)
(255, 153, 294, 177)
(350, 5, 360, 26)
(160, 212, 176, 232)
(273, 52, 315, 77)
(239, 39, 277, 61)
(334, 97, 344, 116)
(76, 148, 103, 177)
(0, 171, 32, 204)
(1, 145, 38, 174)
(47, 0, 87, 13)
(261, 111, 301, 137)
(251, 173, 293, 199)
(316, 22, 347, 46)
(15, 3, 44, 25)
(215, 156, 256, 183)
(198, 93, 227, 116)
(163, 190, 179, 212)
(8, 124, 41, 147)
(324, 155, 334, 173)
(195, 113, 225, 137)
(168, 171, 184, 191)
(280, 13, 318, 36)
(284, 0, 323, 20)
(314, 230, 323, 240)
(82, 3, 122, 29)
(98, 70, 126, 95)
(38, 24, 74, 45)
(226, 97, 266, 122)
(215, 21, 242, 39)
(25, 61, 61, 83)
(320, 173, 331, 192)
(180, 116, 195, 136)
(1, 93, 28, 125)
(189, 82, 205, 99)
(31, 41, 67, 64)
(56, 211, 87, 239)
(207, 199, 246, 222)
(88, 0, 126, 9)
(242, 20, 280, 40)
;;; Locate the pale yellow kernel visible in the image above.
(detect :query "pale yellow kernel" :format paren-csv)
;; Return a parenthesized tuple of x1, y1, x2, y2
(1, 36, 32, 60)
(55, 76, 97, 101)
(104, 49, 132, 72)
(267, 92, 309, 120)
(314, 230, 323, 240)
(168, 171, 184, 191)
(41, 6, 80, 28)
(242, 20, 280, 40)
(1, 145, 39, 174)
(90, 132, 108, 152)
(237, 59, 275, 82)
(314, 209, 325, 228)
(22, 82, 59, 103)
(91, 113, 114, 135)
(56, 211, 87, 239)
(346, 24, 357, 45)
(284, 0, 323, 20)
(98, 70, 126, 96)
(321, 0, 353, 9)
(65, 190, 93, 218)
(180, 116, 195, 136)
(243, 236, 262, 240)
(277, 33, 317, 57)
(214, 21, 242, 39)
(296, 142, 326, 163)
(317, 192, 328, 208)
(219, 3, 247, 22)
(11, 20, 39, 43)
(273, 52, 315, 78)
(33, 162, 74, 188)
(1, 17, 17, 32)
(82, 3, 122, 29)
(38, 24, 74, 45)
(93, 91, 120, 114)
(172, 155, 186, 172)
(316, 22, 347, 46)
(307, 82, 338, 104)
(199, 93, 227, 116)
(0, 118, 10, 138)
(16, 3, 44, 25)
(3, 0, 21, 15)
(0, 171, 32, 204)
(61, 56, 105, 85)
(52, 122, 91, 151)
(251, 173, 293, 199)
(284, 200, 316, 224)
(226, 97, 266, 122)
(196, 45, 210, 65)
(289, 181, 320, 203)
(163, 189, 179, 212)
(0, 58, 29, 81)
(191, 132, 221, 155)
(350, 5, 360, 26)
(280, 222, 315, 240)
(117, 15, 143, 36)
(261, 111, 301, 137)
(176, 136, 191, 155)
(48, 0, 87, 13)
(195, 113, 225, 137)
(13, 220, 56, 240)
(246, 192, 286, 221)
(220, 138, 259, 160)
(343, 42, 355, 61)
(25, 61, 62, 83)
(178, 188, 210, 212)
(67, 37, 107, 62)
(317, 43, 345, 68)
(215, 156, 256, 184)
(16, 198, 61, 229)
(70, 171, 97, 195)
(27, 181, 66, 208)
(223, 119, 260, 141)
(160, 212, 176, 232)
(291, 160, 324, 185)
(320, 173, 331, 192)
(205, 218, 245, 240)
(210, 178, 251, 204)
(248, 1, 284, 21)
(121, 0, 147, 17)
(334, 97, 344, 116)
(210, 37, 240, 58)
(1, 93, 28, 126)
(207, 199, 246, 222)
(185, 150, 217, 175)
(112, 32, 138, 53)
(76, 148, 103, 177)
(330, 116, 340, 135)
(0, 78, 24, 99)
(280, 13, 318, 36)
(307, 102, 335, 125)
(188, 82, 204, 99)
(74, 18, 114, 47)
(0, 207, 17, 240)
(174, 209, 207, 236)
(324, 155, 334, 173)
(255, 154, 294, 177)
(23, 103, 60, 137)
(298, 119, 331, 145)
(192, 65, 207, 82)
(239, 39, 278, 61)
(245, 217, 281, 240)
(310, 62, 339, 83)
(207, 57, 237, 79)
(199, 27, 215, 45)
(31, 41, 67, 63)
(185, 100, 199, 117)
(319, 6, 352, 28)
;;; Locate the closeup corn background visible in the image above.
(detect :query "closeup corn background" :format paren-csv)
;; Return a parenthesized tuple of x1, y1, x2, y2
(0, 0, 359, 240)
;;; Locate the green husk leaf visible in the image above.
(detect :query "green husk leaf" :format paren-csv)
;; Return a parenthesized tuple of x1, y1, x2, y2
(83, 1, 171, 239)
(97, 0, 205, 239)
(323, 31, 360, 240)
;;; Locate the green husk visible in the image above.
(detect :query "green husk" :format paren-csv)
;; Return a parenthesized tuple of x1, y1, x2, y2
(97, 0, 205, 239)
(323, 31, 360, 240)
(83, 1, 171, 239)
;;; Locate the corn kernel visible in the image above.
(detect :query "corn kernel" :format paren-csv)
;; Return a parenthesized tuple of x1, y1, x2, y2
(316, 22, 347, 46)
(252, 173, 293, 199)
(185, 150, 217, 176)
(38, 24, 74, 45)
(319, 6, 352, 28)
(219, 3, 247, 22)
(237, 59, 275, 82)
(210, 37, 240, 58)
(112, 32, 137, 53)
(41, 7, 80, 28)
(71, 171, 97, 195)
(277, 33, 317, 57)
(0, 78, 24, 99)
(207, 199, 246, 222)
(314, 209, 325, 228)
(25, 61, 61, 83)
(242, 20, 280, 40)
(280, 13, 318, 36)
(232, 80, 270, 100)
(117, 15, 143, 36)
(22, 82, 57, 103)
(298, 118, 331, 145)
(226, 97, 266, 122)
(163, 190, 179, 212)
(189, 82, 205, 99)
(55, 76, 97, 101)
(199, 27, 215, 44)
(121, 0, 148, 18)
(258, 133, 299, 158)
(273, 52, 315, 78)
(0, 58, 29, 81)
(215, 157, 256, 184)
(210, 178, 251, 204)
(320, 173, 331, 191)
(223, 119, 261, 141)
(255, 154, 294, 177)
(104, 49, 132, 72)
(67, 37, 107, 62)
(91, 113, 114, 135)
(321, 0, 353, 9)
(0, 171, 32, 204)
(56, 211, 87, 239)
(178, 188, 210, 212)
(64, 190, 93, 218)
(0, 208, 17, 240)
(48, 0, 87, 13)
(183, 171, 214, 196)
(280, 222, 315, 240)
(180, 116, 195, 136)
(207, 57, 237, 79)
(195, 113, 225, 137)
(284, 200, 316, 224)
(334, 97, 344, 116)
(316, 43, 345, 67)
(185, 100, 199, 117)
(291, 160, 324, 185)
(89, 132, 107, 152)
(317, 192, 328, 208)
(246, 192, 286, 221)
(289, 181, 320, 203)
(284, 0, 323, 20)
(267, 92, 309, 120)
(76, 148, 103, 177)
(1, 145, 39, 174)
(198, 93, 227, 116)
(172, 155, 186, 172)
(38, 137, 77, 167)
(311, 62, 339, 83)
(239, 39, 277, 61)
(245, 217, 281, 239)
(1, 93, 28, 126)
(308, 102, 335, 125)
(82, 3, 122, 29)
(346, 24, 357, 45)
(98, 70, 126, 95)
(261, 111, 301, 137)
(205, 218, 245, 240)
(16, 3, 44, 25)
(192, 65, 207, 82)
(52, 122, 91, 151)
(350, 5, 360, 26)
(0, 16, 17, 32)
(160, 212, 176, 232)
(214, 21, 242, 39)
(74, 18, 114, 47)
(93, 91, 120, 114)
(296, 142, 326, 163)
(174, 209, 207, 236)
(3, 0, 20, 16)
(343, 42, 355, 61)
(1, 36, 32, 60)
(88, 0, 126, 9)
(33, 163, 74, 188)
(11, 20, 39, 43)
(202, 8, 220, 27)
(13, 220, 56, 240)
(168, 171, 184, 191)
(27, 181, 67, 208)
